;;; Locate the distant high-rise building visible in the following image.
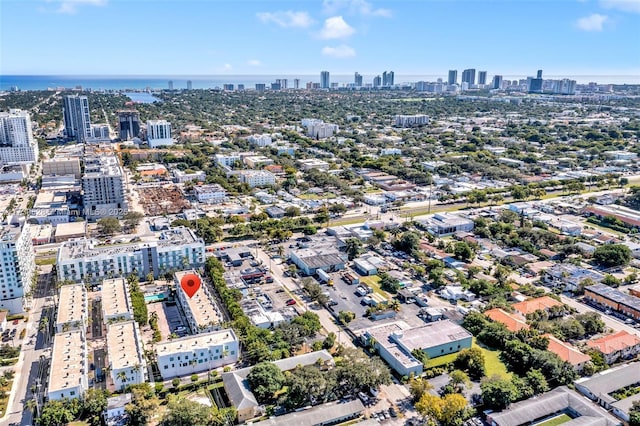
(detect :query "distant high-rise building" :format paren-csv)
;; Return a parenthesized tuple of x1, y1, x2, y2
(223, 84, 234, 91)
(82, 153, 128, 220)
(118, 111, 140, 141)
(528, 70, 543, 93)
(354, 72, 363, 87)
(320, 71, 330, 89)
(237, 84, 245, 91)
(492, 75, 503, 90)
(255, 83, 266, 91)
(293, 79, 300, 89)
(0, 221, 35, 313)
(461, 69, 476, 86)
(168, 80, 174, 90)
(186, 80, 193, 90)
(281, 79, 288, 89)
(271, 82, 281, 90)
(382, 71, 395, 86)
(373, 75, 382, 88)
(478, 71, 487, 86)
(63, 95, 92, 143)
(448, 70, 457, 85)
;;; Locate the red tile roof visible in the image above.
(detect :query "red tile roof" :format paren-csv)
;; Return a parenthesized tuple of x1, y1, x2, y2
(587, 331, 640, 355)
(484, 308, 530, 332)
(512, 296, 563, 315)
(544, 334, 591, 366)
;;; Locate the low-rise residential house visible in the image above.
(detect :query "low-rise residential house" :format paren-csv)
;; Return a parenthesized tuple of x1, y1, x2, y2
(512, 296, 564, 317)
(484, 308, 530, 332)
(586, 331, 640, 364)
(419, 213, 474, 237)
(575, 363, 640, 411)
(543, 263, 604, 291)
(103, 394, 132, 426)
(544, 334, 591, 372)
(194, 184, 226, 204)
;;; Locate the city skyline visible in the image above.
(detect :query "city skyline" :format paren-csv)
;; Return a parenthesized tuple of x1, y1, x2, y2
(1, 0, 639, 78)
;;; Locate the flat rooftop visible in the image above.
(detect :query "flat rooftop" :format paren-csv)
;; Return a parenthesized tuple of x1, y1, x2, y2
(175, 270, 221, 327)
(366, 322, 422, 370)
(49, 330, 86, 394)
(101, 278, 132, 319)
(58, 227, 203, 260)
(398, 320, 472, 351)
(56, 284, 86, 326)
(54, 221, 86, 238)
(106, 321, 145, 371)
(156, 329, 237, 354)
(586, 284, 640, 313)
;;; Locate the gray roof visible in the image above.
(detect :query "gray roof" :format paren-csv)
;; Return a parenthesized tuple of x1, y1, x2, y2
(611, 392, 640, 416)
(489, 387, 620, 426)
(106, 393, 132, 410)
(258, 399, 365, 426)
(575, 363, 640, 401)
(585, 284, 640, 313)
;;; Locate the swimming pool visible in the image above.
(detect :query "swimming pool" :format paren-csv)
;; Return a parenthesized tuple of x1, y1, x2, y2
(145, 293, 166, 303)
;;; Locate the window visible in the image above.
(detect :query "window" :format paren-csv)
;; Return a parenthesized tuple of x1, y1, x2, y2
(164, 365, 168, 369)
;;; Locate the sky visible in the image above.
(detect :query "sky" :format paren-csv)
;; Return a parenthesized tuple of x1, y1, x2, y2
(1, 0, 639, 79)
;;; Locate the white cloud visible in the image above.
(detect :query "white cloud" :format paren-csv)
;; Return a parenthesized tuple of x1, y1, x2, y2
(257, 11, 314, 28)
(319, 16, 355, 39)
(247, 59, 262, 67)
(576, 13, 609, 31)
(600, 0, 640, 13)
(322, 44, 356, 58)
(54, 0, 107, 14)
(323, 0, 391, 17)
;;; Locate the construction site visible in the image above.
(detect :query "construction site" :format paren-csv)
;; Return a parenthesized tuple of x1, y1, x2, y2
(138, 185, 191, 215)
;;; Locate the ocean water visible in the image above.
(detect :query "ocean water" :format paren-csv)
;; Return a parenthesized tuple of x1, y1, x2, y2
(1, 74, 638, 91)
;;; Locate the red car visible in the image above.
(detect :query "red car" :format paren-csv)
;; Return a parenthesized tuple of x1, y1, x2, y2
(12, 319, 19, 325)
(286, 299, 297, 306)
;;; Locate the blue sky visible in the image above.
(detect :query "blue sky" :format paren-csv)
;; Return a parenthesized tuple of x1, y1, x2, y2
(1, 0, 639, 79)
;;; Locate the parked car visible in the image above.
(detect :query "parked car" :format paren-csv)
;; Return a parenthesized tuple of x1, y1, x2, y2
(286, 299, 297, 306)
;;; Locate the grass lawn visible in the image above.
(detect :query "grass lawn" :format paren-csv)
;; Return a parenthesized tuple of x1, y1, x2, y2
(358, 275, 390, 299)
(35, 257, 56, 266)
(536, 414, 572, 426)
(425, 339, 511, 379)
(298, 192, 336, 200)
(475, 340, 512, 379)
(0, 379, 10, 417)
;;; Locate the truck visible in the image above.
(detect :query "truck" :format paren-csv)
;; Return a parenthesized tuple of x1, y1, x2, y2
(342, 272, 360, 285)
(317, 269, 331, 284)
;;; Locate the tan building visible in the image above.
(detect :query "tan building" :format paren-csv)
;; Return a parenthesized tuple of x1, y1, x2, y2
(54, 221, 86, 242)
(42, 157, 81, 178)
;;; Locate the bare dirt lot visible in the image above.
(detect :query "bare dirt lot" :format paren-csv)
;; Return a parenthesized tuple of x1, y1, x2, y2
(138, 185, 191, 215)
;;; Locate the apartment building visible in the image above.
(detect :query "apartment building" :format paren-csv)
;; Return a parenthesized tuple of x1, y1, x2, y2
(82, 154, 128, 220)
(47, 330, 88, 400)
(106, 320, 148, 390)
(0, 222, 35, 313)
(174, 270, 222, 334)
(57, 227, 205, 283)
(55, 283, 88, 334)
(101, 277, 134, 322)
(155, 329, 239, 379)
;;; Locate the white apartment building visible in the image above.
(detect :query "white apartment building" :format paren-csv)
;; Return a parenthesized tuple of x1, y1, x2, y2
(155, 329, 239, 379)
(380, 148, 402, 156)
(243, 155, 274, 169)
(0, 222, 35, 313)
(56, 284, 88, 334)
(57, 227, 205, 283)
(106, 320, 148, 390)
(101, 277, 134, 322)
(248, 134, 272, 147)
(173, 169, 206, 183)
(297, 159, 330, 171)
(214, 153, 241, 167)
(194, 184, 227, 204)
(238, 170, 276, 188)
(146, 120, 173, 147)
(394, 114, 429, 127)
(0, 109, 39, 167)
(82, 154, 128, 220)
(47, 330, 88, 401)
(306, 123, 338, 139)
(89, 124, 111, 143)
(28, 190, 70, 225)
(174, 270, 222, 334)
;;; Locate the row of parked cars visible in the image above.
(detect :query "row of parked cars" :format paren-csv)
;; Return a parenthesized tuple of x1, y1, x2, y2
(2, 328, 16, 342)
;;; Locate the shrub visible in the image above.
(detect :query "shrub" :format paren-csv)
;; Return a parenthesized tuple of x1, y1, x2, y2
(191, 374, 199, 383)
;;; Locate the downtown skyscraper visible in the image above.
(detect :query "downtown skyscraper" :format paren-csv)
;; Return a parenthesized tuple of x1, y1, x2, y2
(63, 95, 92, 143)
(320, 71, 330, 89)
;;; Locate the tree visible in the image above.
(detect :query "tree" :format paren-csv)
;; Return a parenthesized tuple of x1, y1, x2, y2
(454, 347, 486, 380)
(525, 369, 549, 395)
(338, 310, 355, 325)
(395, 231, 421, 255)
(38, 399, 81, 426)
(449, 370, 471, 392)
(629, 401, 640, 426)
(302, 278, 328, 305)
(453, 241, 475, 262)
(159, 396, 214, 426)
(281, 365, 328, 409)
(97, 216, 122, 236)
(481, 375, 520, 410)
(602, 274, 621, 287)
(409, 377, 433, 402)
(593, 244, 632, 268)
(416, 392, 469, 426)
(333, 347, 391, 396)
(83, 389, 109, 426)
(379, 271, 400, 294)
(126, 383, 160, 426)
(344, 237, 364, 260)
(247, 362, 286, 403)
(285, 206, 301, 217)
(123, 211, 145, 231)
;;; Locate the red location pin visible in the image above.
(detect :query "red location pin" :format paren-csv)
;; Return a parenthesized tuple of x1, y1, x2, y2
(180, 273, 201, 298)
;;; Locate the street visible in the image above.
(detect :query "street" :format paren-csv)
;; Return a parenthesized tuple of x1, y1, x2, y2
(560, 294, 640, 337)
(2, 266, 55, 426)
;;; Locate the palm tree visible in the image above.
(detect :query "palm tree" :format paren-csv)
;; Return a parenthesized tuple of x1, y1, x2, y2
(276, 245, 285, 259)
(116, 371, 128, 390)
